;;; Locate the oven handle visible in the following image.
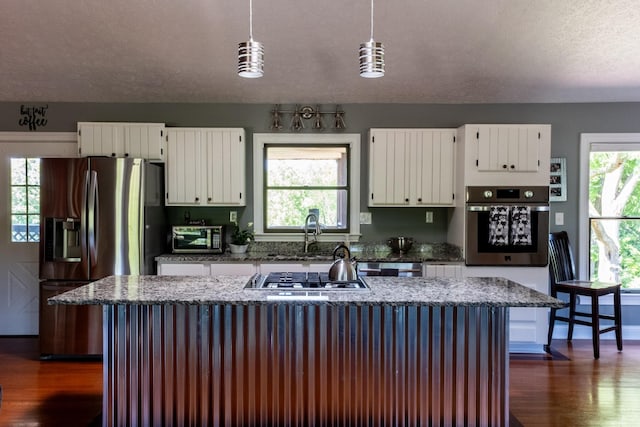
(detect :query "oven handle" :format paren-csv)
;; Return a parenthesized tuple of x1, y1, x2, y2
(466, 205, 549, 212)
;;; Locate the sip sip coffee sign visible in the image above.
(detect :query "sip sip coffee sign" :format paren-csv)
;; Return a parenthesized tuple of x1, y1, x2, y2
(18, 104, 49, 130)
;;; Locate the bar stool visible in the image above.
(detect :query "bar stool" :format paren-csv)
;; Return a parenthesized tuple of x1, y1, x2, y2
(547, 231, 623, 359)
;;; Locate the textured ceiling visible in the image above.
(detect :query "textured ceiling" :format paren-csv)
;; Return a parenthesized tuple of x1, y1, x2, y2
(2, 0, 640, 104)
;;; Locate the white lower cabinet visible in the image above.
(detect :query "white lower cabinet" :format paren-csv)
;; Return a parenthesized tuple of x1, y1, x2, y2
(157, 262, 210, 276)
(211, 263, 257, 275)
(259, 263, 332, 274)
(157, 261, 330, 277)
(307, 263, 333, 273)
(259, 263, 305, 274)
(464, 266, 549, 345)
(423, 263, 463, 278)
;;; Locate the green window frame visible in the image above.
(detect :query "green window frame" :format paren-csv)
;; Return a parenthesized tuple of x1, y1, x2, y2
(263, 144, 350, 233)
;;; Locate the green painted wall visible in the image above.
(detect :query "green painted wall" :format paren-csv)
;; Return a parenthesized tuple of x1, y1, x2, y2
(3, 101, 640, 251)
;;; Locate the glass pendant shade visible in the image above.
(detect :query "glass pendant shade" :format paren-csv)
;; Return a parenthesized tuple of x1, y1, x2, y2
(238, 39, 264, 78)
(359, 39, 385, 78)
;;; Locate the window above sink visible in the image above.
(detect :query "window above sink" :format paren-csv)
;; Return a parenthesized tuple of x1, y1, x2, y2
(253, 133, 361, 243)
(264, 145, 349, 232)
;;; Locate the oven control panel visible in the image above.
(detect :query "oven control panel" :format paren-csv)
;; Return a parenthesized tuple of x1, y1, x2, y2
(468, 186, 549, 204)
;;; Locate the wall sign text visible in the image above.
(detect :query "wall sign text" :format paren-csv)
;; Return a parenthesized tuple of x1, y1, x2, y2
(19, 104, 49, 131)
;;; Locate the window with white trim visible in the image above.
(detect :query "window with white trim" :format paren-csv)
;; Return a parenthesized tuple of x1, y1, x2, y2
(580, 134, 640, 291)
(10, 157, 40, 242)
(253, 134, 361, 241)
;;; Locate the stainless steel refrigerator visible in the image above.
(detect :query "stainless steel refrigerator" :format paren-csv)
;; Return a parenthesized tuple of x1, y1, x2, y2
(38, 157, 167, 358)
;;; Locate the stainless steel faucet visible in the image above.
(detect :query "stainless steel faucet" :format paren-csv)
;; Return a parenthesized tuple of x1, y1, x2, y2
(303, 213, 321, 253)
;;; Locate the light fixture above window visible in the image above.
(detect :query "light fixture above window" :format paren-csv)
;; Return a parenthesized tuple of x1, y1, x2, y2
(359, 0, 385, 78)
(270, 105, 347, 131)
(238, 0, 264, 78)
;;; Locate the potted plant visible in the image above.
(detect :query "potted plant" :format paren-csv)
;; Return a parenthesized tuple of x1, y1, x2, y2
(229, 222, 253, 254)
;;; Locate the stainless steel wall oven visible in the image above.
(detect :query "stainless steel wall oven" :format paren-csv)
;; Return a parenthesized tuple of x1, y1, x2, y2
(465, 186, 549, 266)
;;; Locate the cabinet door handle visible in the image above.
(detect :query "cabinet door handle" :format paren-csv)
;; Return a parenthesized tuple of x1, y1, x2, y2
(418, 198, 422, 202)
(502, 164, 507, 169)
(125, 153, 129, 157)
(208, 197, 212, 202)
(195, 197, 199, 202)
(405, 198, 409, 203)
(111, 152, 116, 157)
(510, 164, 515, 169)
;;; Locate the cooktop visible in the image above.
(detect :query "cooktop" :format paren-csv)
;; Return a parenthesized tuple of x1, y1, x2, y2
(245, 272, 370, 291)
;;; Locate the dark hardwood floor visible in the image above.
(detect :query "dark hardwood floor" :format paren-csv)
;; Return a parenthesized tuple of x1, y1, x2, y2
(0, 337, 636, 426)
(0, 337, 102, 427)
(511, 339, 638, 427)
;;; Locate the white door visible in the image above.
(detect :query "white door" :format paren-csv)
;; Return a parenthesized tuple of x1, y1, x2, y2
(0, 132, 77, 335)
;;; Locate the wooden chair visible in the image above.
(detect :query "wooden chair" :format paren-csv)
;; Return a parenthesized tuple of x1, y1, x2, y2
(547, 231, 623, 359)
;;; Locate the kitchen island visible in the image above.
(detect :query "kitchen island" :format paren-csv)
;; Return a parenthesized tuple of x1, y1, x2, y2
(51, 275, 562, 426)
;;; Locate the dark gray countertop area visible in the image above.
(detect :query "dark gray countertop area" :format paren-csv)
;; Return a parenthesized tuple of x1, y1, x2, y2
(50, 275, 563, 308)
(156, 242, 463, 263)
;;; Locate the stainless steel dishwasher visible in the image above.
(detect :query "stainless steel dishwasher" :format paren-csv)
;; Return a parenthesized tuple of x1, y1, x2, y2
(357, 262, 422, 277)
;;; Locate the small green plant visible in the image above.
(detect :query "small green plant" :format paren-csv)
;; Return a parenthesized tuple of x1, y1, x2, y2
(231, 222, 254, 245)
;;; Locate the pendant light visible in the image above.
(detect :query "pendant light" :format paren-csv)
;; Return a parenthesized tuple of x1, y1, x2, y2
(238, 0, 264, 78)
(359, 0, 385, 78)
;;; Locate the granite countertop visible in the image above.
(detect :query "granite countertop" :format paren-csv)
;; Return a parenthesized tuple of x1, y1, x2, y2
(156, 242, 464, 263)
(50, 275, 564, 308)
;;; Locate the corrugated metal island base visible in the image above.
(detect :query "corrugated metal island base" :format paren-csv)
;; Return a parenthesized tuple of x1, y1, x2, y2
(104, 303, 507, 426)
(49, 275, 564, 426)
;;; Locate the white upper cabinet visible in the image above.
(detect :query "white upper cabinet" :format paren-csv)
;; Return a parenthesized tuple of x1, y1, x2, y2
(77, 122, 165, 161)
(459, 124, 551, 186)
(476, 125, 541, 172)
(165, 128, 203, 205)
(165, 128, 245, 206)
(369, 128, 456, 207)
(204, 129, 246, 206)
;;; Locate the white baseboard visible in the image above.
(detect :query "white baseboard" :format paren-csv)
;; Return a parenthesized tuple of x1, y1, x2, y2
(553, 324, 640, 340)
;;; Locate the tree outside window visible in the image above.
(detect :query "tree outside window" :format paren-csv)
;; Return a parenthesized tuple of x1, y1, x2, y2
(589, 151, 640, 289)
(264, 145, 349, 232)
(10, 158, 40, 242)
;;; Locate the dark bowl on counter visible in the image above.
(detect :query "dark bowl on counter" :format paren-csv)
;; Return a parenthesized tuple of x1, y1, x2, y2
(387, 237, 413, 254)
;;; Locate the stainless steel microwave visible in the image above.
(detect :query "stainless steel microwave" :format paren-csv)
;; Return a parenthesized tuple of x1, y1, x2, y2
(171, 225, 223, 254)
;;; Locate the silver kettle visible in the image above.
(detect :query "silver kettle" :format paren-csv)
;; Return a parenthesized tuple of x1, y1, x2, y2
(328, 244, 358, 281)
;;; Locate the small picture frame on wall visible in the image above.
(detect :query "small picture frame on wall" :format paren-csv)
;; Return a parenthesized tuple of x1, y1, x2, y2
(549, 157, 567, 202)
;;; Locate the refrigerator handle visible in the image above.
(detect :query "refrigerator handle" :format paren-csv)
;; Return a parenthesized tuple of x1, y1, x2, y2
(88, 170, 98, 264)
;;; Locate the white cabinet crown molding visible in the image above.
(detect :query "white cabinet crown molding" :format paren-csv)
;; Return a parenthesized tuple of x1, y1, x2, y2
(0, 131, 77, 142)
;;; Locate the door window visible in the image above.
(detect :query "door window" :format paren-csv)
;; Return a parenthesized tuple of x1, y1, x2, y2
(10, 158, 40, 242)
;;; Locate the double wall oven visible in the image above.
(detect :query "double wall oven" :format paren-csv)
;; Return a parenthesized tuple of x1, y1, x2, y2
(465, 186, 549, 266)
